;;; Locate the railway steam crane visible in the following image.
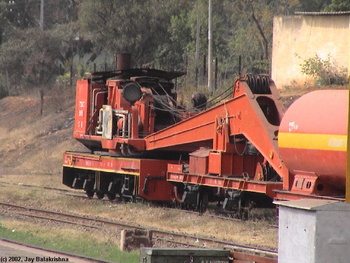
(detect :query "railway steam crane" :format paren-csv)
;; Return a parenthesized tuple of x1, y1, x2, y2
(63, 54, 347, 211)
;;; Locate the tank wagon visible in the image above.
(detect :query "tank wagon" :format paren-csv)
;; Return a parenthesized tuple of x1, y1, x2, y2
(62, 54, 347, 211)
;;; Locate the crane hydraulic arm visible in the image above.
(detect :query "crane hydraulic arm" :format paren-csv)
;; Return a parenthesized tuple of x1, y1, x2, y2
(145, 76, 291, 194)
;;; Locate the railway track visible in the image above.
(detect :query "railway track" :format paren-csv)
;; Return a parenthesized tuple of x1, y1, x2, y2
(0, 181, 277, 225)
(0, 181, 86, 197)
(0, 201, 277, 259)
(0, 180, 278, 262)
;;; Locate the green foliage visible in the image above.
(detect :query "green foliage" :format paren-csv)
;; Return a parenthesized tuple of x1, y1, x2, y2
(0, 85, 8, 99)
(3, 0, 79, 30)
(0, 1, 83, 94)
(0, 20, 89, 92)
(78, 0, 188, 68)
(1, 28, 61, 88)
(298, 0, 332, 12)
(0, 224, 139, 262)
(0, 0, 345, 94)
(324, 0, 350, 11)
(226, 0, 284, 75)
(4, 0, 39, 29)
(56, 72, 71, 89)
(300, 54, 348, 86)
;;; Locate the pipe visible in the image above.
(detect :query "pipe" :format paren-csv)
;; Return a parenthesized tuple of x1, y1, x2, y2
(116, 53, 131, 71)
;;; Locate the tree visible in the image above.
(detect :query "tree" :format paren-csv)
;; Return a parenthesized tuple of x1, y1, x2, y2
(225, 0, 273, 75)
(0, 1, 8, 44)
(4, 0, 39, 29)
(298, 0, 332, 12)
(2, 0, 340, 95)
(324, 0, 350, 11)
(0, 0, 83, 93)
(3, 0, 80, 30)
(166, 0, 231, 85)
(222, 0, 304, 76)
(78, 0, 188, 68)
(0, 29, 60, 87)
(0, 21, 87, 91)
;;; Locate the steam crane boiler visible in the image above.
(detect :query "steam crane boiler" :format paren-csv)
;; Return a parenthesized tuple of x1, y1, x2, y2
(63, 54, 347, 211)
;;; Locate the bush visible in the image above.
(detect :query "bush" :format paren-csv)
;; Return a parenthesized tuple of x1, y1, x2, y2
(0, 85, 9, 99)
(300, 54, 348, 86)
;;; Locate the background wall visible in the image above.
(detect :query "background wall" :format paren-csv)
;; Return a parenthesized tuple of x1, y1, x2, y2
(271, 14, 350, 88)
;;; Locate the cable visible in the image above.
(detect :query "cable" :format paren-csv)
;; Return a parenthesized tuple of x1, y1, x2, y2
(233, 134, 248, 156)
(136, 79, 235, 123)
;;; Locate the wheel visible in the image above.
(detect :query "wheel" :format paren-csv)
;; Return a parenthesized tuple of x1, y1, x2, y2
(198, 191, 209, 214)
(86, 190, 94, 199)
(96, 191, 105, 200)
(107, 193, 116, 201)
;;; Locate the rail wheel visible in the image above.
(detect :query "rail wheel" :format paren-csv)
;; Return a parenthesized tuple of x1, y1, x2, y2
(86, 190, 94, 199)
(107, 193, 116, 201)
(96, 191, 105, 199)
(198, 191, 209, 214)
(173, 185, 185, 208)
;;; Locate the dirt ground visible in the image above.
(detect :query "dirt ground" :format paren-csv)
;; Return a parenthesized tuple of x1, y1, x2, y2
(0, 87, 86, 175)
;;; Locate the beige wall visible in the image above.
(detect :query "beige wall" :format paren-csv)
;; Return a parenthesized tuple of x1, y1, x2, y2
(271, 15, 350, 88)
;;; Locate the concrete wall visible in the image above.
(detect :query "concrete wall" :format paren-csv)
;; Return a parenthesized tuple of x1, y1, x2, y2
(271, 14, 350, 89)
(278, 207, 316, 263)
(277, 200, 350, 263)
(315, 210, 350, 263)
